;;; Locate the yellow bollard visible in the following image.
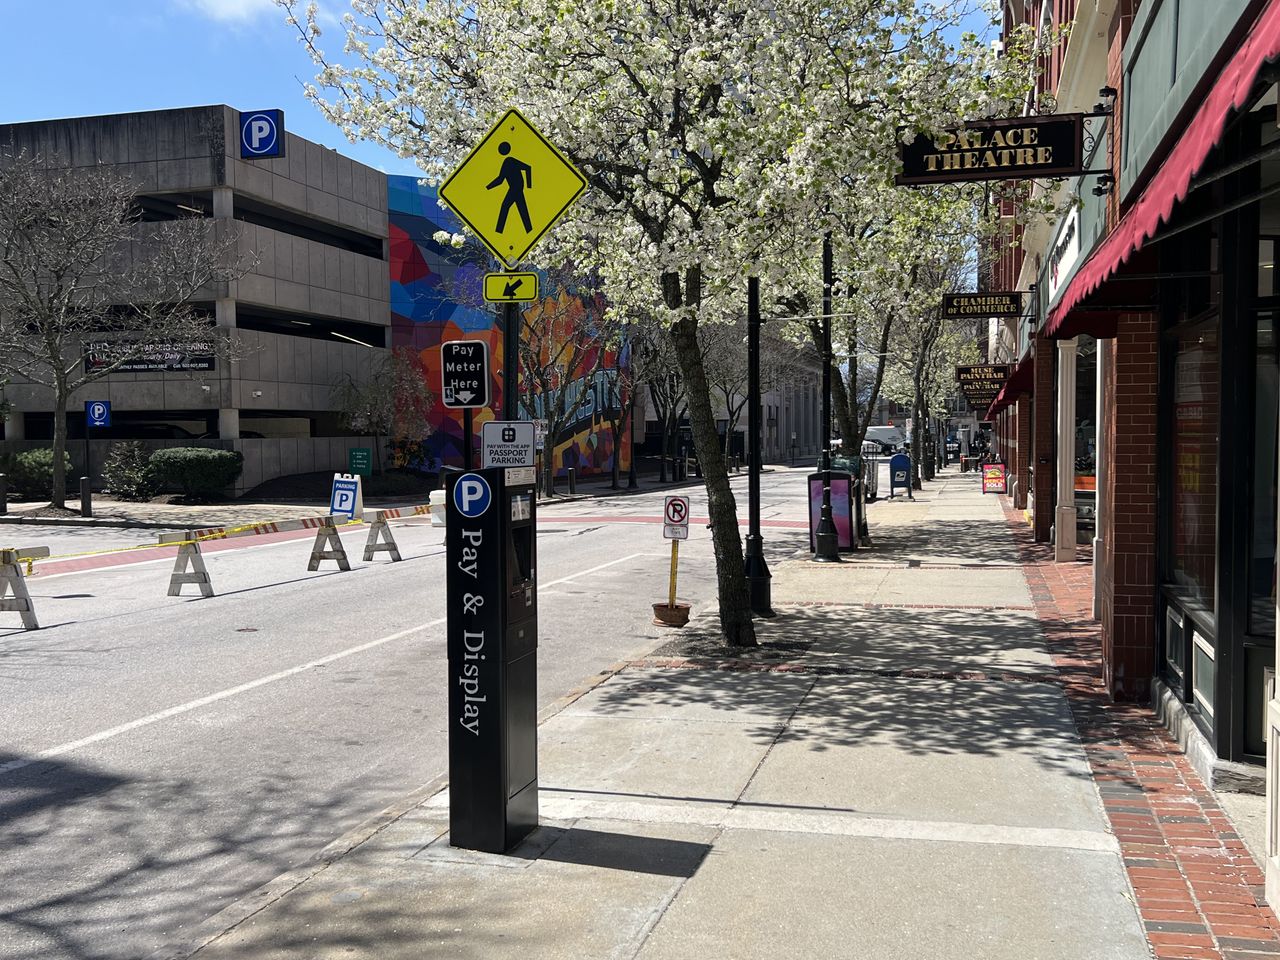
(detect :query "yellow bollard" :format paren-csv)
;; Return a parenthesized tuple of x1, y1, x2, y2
(668, 539, 679, 608)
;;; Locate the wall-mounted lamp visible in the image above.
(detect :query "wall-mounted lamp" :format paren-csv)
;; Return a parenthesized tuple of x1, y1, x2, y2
(1091, 172, 1115, 197)
(1092, 86, 1118, 115)
(252, 390, 263, 398)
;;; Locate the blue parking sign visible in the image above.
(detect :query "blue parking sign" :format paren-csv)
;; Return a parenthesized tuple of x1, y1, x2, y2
(85, 400, 111, 428)
(330, 476, 361, 519)
(239, 110, 285, 159)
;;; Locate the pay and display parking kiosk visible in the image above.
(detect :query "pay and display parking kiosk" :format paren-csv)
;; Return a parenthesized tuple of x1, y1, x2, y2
(446, 466, 539, 852)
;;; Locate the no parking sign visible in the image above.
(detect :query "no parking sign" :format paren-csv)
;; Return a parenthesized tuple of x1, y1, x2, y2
(663, 496, 690, 540)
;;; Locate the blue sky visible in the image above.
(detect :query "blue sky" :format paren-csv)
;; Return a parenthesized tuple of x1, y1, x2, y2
(0, 0, 997, 178)
(0, 0, 423, 176)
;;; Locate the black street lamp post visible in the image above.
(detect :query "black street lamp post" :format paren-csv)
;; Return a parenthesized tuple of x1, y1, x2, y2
(813, 233, 841, 562)
(744, 276, 774, 615)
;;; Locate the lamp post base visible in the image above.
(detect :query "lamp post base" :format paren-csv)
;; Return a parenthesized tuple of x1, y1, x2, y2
(744, 534, 774, 616)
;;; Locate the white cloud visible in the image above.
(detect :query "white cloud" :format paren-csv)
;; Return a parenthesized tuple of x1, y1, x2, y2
(178, 0, 278, 22)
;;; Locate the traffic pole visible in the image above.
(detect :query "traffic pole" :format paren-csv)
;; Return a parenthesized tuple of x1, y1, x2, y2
(503, 301, 519, 420)
(813, 232, 841, 563)
(743, 275, 773, 614)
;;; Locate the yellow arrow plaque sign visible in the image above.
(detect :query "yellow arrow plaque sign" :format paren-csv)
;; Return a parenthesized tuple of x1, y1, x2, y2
(439, 109, 587, 269)
(483, 272, 539, 303)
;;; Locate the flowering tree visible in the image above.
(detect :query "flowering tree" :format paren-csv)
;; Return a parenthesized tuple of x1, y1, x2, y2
(284, 0, 1027, 645)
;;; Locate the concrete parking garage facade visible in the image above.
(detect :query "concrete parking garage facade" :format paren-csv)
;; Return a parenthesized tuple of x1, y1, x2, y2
(0, 105, 391, 493)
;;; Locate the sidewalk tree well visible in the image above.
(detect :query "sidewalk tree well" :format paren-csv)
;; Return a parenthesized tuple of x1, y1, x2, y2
(332, 346, 436, 475)
(0, 153, 251, 509)
(284, 0, 1033, 646)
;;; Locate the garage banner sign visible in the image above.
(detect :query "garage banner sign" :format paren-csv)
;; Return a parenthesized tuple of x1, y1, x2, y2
(897, 114, 1086, 186)
(84, 340, 215, 373)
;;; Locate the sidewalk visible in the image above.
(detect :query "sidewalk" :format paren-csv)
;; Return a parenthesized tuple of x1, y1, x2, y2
(152, 472, 1277, 960)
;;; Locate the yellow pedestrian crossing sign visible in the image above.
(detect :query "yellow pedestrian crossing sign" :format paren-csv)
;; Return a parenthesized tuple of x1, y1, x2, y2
(439, 109, 587, 269)
(483, 272, 539, 303)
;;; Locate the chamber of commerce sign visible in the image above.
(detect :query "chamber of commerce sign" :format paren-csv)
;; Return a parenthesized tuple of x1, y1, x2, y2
(942, 292, 1024, 319)
(84, 340, 215, 373)
(897, 114, 1085, 186)
(956, 364, 1011, 408)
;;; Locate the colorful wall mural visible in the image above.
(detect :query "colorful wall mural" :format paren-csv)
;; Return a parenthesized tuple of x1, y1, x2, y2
(388, 176, 630, 476)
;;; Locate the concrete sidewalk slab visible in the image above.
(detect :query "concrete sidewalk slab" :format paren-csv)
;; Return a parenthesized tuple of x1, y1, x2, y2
(748, 676, 1105, 831)
(634, 830, 1149, 960)
(801, 606, 1054, 675)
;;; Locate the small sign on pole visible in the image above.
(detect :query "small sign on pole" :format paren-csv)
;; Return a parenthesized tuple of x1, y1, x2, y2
(481, 421, 536, 468)
(85, 400, 111, 428)
(483, 272, 539, 303)
(348, 448, 372, 478)
(441, 341, 491, 409)
(330, 473, 364, 520)
(663, 495, 690, 540)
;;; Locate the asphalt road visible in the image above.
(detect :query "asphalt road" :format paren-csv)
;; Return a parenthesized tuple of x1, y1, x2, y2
(0, 469, 817, 960)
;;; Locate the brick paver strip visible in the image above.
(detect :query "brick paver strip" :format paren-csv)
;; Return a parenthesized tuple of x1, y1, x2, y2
(999, 498, 1280, 960)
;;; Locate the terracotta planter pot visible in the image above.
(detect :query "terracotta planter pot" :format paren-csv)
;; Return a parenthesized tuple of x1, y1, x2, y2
(652, 602, 691, 627)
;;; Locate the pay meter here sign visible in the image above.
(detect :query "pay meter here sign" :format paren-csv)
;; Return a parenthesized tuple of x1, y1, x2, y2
(441, 341, 491, 409)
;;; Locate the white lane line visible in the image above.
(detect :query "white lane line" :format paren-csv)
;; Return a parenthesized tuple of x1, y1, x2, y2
(1, 551, 653, 780)
(540, 552, 655, 587)
(0, 619, 444, 779)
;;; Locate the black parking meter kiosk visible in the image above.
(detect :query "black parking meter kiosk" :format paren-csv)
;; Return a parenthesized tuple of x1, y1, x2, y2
(445, 466, 538, 852)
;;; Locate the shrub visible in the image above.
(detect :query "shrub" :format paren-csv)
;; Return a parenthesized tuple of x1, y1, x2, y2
(148, 447, 243, 498)
(4, 447, 73, 498)
(101, 441, 156, 501)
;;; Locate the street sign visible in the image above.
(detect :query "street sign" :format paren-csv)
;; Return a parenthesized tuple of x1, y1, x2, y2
(663, 495, 690, 540)
(483, 272, 539, 303)
(438, 108, 587, 269)
(85, 400, 111, 428)
(441, 340, 491, 409)
(239, 110, 285, 159)
(330, 473, 364, 520)
(533, 420, 548, 450)
(481, 420, 536, 468)
(348, 447, 372, 478)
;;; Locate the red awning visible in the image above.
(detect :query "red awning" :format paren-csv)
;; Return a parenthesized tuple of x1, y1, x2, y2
(1046, 1, 1280, 337)
(985, 350, 1034, 419)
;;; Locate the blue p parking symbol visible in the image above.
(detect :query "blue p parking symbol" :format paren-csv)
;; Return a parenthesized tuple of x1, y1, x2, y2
(453, 474, 492, 518)
(239, 110, 284, 159)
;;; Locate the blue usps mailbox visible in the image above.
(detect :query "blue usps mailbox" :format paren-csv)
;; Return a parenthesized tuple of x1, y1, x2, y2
(888, 453, 913, 500)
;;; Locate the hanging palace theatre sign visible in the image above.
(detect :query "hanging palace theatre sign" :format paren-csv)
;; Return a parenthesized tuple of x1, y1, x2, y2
(895, 114, 1086, 186)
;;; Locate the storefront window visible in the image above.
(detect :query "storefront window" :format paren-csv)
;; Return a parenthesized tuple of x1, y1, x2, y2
(1249, 315, 1279, 637)
(1170, 320, 1220, 611)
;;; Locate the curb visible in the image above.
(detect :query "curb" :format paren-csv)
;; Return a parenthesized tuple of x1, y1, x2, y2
(145, 630, 673, 960)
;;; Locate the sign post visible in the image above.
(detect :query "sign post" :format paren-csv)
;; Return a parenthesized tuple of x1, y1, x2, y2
(84, 401, 110, 489)
(438, 110, 586, 853)
(655, 496, 691, 627)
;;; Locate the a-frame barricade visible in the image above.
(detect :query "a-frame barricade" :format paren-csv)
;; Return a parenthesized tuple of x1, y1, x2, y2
(0, 546, 47, 629)
(161, 531, 214, 598)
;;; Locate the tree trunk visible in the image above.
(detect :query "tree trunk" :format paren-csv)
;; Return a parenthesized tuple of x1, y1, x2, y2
(51, 388, 69, 509)
(911, 391, 925, 489)
(658, 414, 668, 482)
(669, 313, 756, 648)
(610, 419, 621, 489)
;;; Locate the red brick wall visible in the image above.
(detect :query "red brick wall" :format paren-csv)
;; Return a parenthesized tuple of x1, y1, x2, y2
(1032, 336, 1056, 541)
(1014, 397, 1031, 510)
(1100, 311, 1159, 700)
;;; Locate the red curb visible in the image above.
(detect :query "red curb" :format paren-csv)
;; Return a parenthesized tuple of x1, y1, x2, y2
(999, 497, 1280, 960)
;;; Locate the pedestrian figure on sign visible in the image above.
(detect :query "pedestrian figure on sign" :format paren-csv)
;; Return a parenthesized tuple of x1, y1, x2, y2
(487, 141, 532, 233)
